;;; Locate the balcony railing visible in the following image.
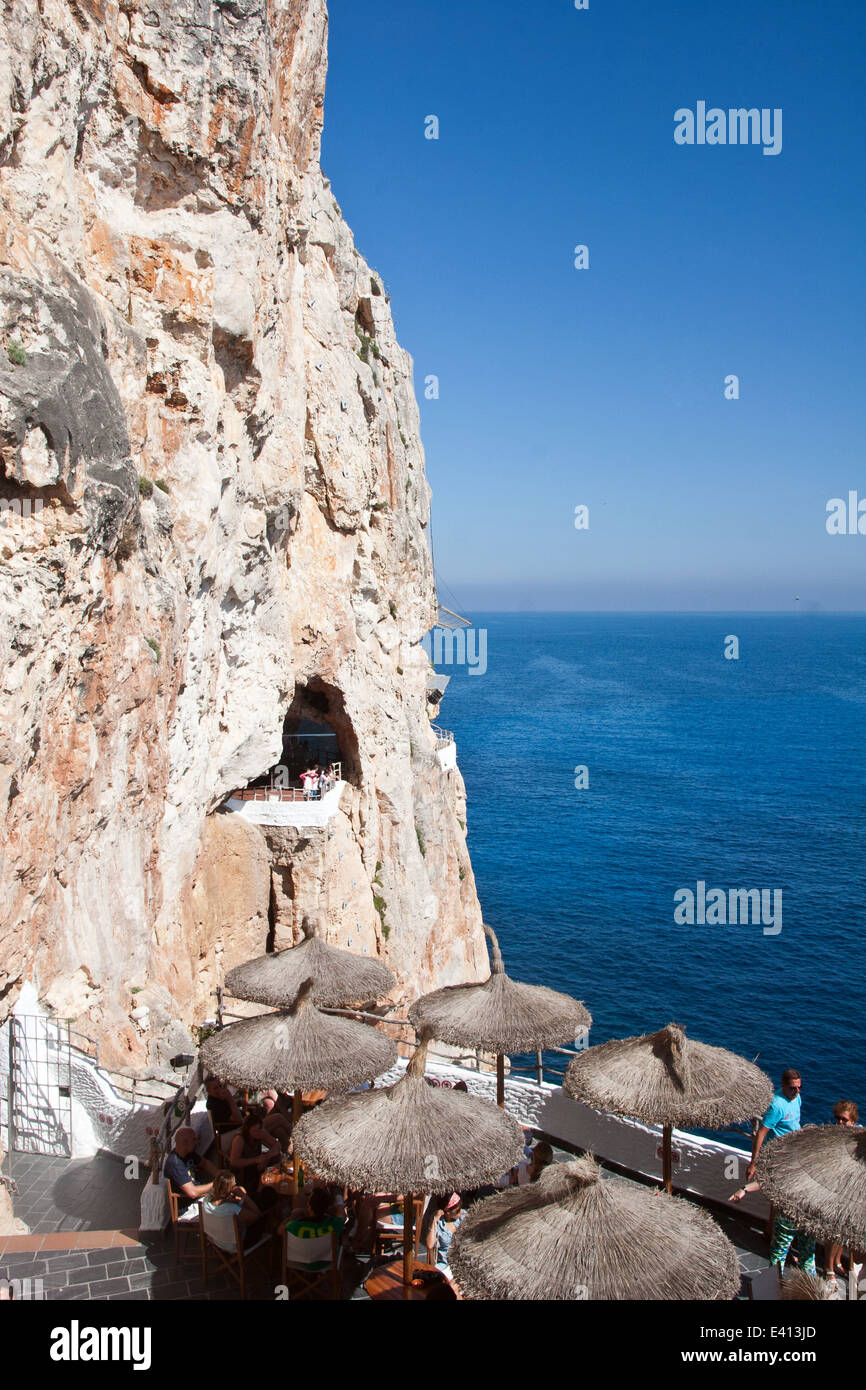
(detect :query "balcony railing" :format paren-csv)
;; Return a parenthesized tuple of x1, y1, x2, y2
(227, 763, 342, 804)
(431, 725, 454, 751)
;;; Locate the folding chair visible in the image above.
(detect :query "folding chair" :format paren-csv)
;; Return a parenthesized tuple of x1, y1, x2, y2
(199, 1207, 273, 1301)
(166, 1181, 202, 1265)
(373, 1196, 427, 1267)
(280, 1229, 342, 1299)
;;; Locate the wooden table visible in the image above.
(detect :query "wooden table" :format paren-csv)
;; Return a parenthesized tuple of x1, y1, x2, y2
(259, 1169, 296, 1197)
(364, 1258, 457, 1301)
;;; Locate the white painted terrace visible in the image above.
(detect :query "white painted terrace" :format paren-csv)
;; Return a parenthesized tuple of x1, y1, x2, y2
(223, 779, 347, 828)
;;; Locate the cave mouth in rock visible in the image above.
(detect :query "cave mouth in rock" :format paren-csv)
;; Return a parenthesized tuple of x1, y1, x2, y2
(249, 680, 359, 790)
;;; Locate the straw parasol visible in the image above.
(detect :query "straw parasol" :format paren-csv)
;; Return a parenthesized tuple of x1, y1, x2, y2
(449, 1154, 741, 1300)
(757, 1124, 866, 1298)
(563, 1022, 773, 1192)
(293, 1032, 525, 1286)
(224, 916, 395, 1009)
(408, 925, 591, 1105)
(201, 978, 398, 1186)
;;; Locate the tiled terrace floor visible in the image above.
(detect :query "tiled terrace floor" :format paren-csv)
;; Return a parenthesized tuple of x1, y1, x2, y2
(1, 1146, 853, 1301)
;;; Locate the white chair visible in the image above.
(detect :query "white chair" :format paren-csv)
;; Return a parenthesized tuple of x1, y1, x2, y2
(281, 1229, 342, 1299)
(199, 1206, 272, 1300)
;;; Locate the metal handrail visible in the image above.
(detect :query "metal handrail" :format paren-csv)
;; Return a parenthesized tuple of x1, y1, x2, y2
(216, 999, 587, 1088)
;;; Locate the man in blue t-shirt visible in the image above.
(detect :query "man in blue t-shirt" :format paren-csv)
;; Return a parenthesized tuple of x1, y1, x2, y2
(164, 1126, 217, 1208)
(747, 1068, 802, 1181)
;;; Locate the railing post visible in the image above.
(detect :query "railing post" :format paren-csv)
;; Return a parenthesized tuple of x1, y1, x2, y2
(536, 1051, 543, 1087)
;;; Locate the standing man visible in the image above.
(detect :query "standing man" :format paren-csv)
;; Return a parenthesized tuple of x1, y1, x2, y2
(747, 1068, 817, 1277)
(747, 1068, 802, 1180)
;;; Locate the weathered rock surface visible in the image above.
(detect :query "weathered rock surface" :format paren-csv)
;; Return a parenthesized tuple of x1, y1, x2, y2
(0, 0, 486, 1072)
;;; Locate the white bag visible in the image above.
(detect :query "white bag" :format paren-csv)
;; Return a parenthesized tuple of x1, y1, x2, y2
(139, 1175, 169, 1233)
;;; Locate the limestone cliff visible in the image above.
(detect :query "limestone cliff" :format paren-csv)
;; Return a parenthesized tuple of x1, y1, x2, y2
(0, 0, 487, 1076)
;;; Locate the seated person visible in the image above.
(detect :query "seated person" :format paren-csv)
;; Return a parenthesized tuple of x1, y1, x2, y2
(284, 1185, 345, 1257)
(259, 1089, 293, 1153)
(202, 1170, 264, 1251)
(421, 1193, 464, 1276)
(164, 1125, 217, 1207)
(205, 1076, 243, 1131)
(229, 1109, 280, 1197)
(498, 1140, 553, 1188)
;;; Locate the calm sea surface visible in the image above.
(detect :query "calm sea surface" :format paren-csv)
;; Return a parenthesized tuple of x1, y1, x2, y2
(442, 613, 866, 1135)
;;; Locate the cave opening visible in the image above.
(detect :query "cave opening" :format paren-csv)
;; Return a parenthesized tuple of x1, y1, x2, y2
(248, 680, 359, 792)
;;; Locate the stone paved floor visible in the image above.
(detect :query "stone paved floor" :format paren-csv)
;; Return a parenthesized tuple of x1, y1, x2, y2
(3, 1151, 145, 1234)
(1, 1145, 853, 1301)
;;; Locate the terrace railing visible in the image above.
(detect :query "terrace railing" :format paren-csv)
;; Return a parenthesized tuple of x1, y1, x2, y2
(227, 763, 342, 805)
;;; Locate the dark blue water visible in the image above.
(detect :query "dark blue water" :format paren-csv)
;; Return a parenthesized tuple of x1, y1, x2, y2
(442, 613, 866, 1133)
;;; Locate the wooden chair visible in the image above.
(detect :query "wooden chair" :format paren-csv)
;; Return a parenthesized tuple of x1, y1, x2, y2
(373, 1196, 427, 1266)
(199, 1207, 273, 1301)
(213, 1123, 241, 1167)
(166, 1181, 202, 1265)
(280, 1228, 342, 1299)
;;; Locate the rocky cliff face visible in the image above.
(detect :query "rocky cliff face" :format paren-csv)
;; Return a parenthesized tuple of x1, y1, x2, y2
(0, 0, 487, 1076)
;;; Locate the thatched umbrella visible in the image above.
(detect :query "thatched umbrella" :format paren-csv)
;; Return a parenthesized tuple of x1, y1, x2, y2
(757, 1125, 866, 1299)
(408, 925, 591, 1105)
(201, 979, 398, 1190)
(564, 1023, 773, 1193)
(449, 1154, 740, 1300)
(224, 917, 395, 1009)
(293, 1032, 525, 1286)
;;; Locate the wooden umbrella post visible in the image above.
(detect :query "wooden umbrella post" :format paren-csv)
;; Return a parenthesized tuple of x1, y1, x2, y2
(496, 1053, 505, 1108)
(402, 1194, 414, 1291)
(291, 1089, 303, 1193)
(662, 1124, 673, 1194)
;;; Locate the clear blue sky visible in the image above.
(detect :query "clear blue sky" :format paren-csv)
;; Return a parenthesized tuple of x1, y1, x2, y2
(323, 0, 866, 611)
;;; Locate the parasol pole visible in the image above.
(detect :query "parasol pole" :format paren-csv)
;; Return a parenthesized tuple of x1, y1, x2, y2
(291, 1089, 303, 1193)
(402, 1194, 414, 1292)
(662, 1124, 673, 1194)
(496, 1053, 505, 1108)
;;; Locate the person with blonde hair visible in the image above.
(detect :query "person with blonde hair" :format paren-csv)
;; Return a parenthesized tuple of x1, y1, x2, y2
(201, 1170, 264, 1251)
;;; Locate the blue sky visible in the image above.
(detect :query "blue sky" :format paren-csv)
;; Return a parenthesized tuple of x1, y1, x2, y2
(323, 0, 866, 610)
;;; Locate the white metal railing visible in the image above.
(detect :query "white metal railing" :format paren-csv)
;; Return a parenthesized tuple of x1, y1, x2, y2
(431, 726, 454, 751)
(227, 762, 342, 805)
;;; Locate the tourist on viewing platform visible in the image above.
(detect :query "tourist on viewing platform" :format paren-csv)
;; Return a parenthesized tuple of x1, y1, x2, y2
(301, 765, 319, 800)
(747, 1068, 803, 1179)
(164, 1125, 217, 1207)
(742, 1068, 817, 1277)
(826, 1100, 860, 1277)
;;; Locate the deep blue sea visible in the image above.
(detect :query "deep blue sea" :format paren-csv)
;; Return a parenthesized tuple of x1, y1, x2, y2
(441, 613, 866, 1137)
